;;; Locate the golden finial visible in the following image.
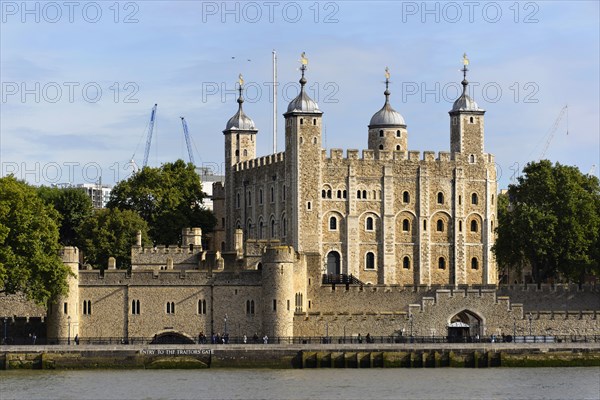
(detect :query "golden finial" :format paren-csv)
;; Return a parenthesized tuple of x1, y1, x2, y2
(463, 53, 470, 66)
(385, 67, 390, 80)
(238, 73, 244, 86)
(300, 52, 308, 66)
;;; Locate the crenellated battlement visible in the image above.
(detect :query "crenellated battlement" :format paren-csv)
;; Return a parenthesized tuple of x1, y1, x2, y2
(234, 152, 285, 172)
(78, 268, 262, 286)
(321, 148, 493, 166)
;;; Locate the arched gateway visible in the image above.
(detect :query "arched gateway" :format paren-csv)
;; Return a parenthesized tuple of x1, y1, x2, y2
(447, 310, 482, 342)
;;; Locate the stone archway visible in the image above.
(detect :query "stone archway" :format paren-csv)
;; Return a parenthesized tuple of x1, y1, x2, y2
(150, 330, 195, 344)
(447, 310, 482, 342)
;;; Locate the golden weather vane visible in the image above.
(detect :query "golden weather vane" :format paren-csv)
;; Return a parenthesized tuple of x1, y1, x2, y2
(385, 66, 390, 80)
(300, 52, 308, 66)
(238, 73, 244, 86)
(463, 53, 470, 66)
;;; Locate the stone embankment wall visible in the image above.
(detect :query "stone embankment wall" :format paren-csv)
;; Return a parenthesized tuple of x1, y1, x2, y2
(1, 343, 599, 369)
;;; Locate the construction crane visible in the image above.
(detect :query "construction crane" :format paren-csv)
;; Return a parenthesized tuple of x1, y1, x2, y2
(142, 104, 158, 167)
(539, 105, 568, 160)
(180, 117, 195, 165)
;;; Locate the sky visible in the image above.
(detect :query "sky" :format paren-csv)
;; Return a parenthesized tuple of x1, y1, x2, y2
(1, 0, 599, 189)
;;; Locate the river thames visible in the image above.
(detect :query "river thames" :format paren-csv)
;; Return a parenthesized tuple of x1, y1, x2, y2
(1, 367, 599, 400)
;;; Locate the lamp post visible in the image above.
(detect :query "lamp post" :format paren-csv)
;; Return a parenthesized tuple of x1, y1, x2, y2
(528, 313, 533, 336)
(409, 314, 414, 340)
(224, 314, 228, 336)
(3, 317, 7, 345)
(67, 315, 71, 345)
(513, 317, 516, 340)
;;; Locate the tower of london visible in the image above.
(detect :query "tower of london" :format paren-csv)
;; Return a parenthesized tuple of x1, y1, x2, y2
(8, 55, 596, 345)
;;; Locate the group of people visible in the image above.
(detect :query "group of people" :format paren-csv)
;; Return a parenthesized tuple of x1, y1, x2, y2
(198, 332, 269, 344)
(357, 333, 375, 344)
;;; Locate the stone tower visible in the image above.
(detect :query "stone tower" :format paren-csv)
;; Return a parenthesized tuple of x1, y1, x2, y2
(223, 77, 258, 250)
(449, 54, 485, 159)
(47, 247, 79, 342)
(368, 68, 408, 152)
(261, 246, 295, 337)
(284, 56, 323, 253)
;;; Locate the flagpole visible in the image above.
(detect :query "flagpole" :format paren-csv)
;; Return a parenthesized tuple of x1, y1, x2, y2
(273, 50, 277, 154)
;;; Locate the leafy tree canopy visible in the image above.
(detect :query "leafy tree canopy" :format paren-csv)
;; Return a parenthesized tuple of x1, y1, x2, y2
(37, 186, 93, 246)
(76, 208, 151, 270)
(107, 159, 215, 245)
(0, 176, 70, 304)
(494, 160, 600, 284)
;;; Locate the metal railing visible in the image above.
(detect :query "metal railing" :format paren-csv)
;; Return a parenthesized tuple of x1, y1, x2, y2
(322, 274, 364, 285)
(2, 334, 599, 346)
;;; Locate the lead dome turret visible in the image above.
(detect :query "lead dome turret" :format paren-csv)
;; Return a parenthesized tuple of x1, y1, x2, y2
(368, 67, 408, 152)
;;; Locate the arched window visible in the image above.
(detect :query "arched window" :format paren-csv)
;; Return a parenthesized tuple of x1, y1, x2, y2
(327, 190, 332, 199)
(271, 219, 275, 237)
(470, 154, 475, 163)
(366, 217, 374, 231)
(247, 191, 252, 206)
(459, 221, 463, 232)
(343, 190, 347, 198)
(396, 130, 401, 137)
(258, 220, 264, 239)
(379, 129, 384, 137)
(471, 220, 478, 232)
(300, 136, 304, 144)
(403, 191, 410, 203)
(403, 256, 410, 269)
(469, 116, 474, 123)
(337, 190, 342, 198)
(402, 219, 410, 232)
(471, 257, 479, 270)
(259, 189, 263, 204)
(437, 219, 444, 232)
(329, 216, 337, 230)
(379, 144, 384, 150)
(322, 189, 326, 198)
(365, 252, 375, 269)
(396, 145, 400, 151)
(236, 193, 240, 208)
(198, 299, 206, 315)
(270, 187, 274, 202)
(362, 190, 367, 199)
(313, 118, 317, 125)
(437, 192, 444, 204)
(438, 257, 446, 270)
(282, 217, 287, 236)
(471, 193, 478, 205)
(307, 201, 311, 210)
(235, 150, 239, 156)
(357, 190, 361, 199)
(300, 118, 304, 125)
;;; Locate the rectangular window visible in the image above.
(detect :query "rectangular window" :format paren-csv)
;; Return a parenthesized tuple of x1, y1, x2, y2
(287, 300, 290, 311)
(63, 302, 68, 314)
(273, 299, 277, 311)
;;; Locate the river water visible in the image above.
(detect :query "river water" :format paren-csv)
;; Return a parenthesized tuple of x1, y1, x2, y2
(1, 368, 599, 400)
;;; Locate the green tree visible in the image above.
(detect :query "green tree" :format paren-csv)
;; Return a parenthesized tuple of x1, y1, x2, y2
(76, 208, 150, 269)
(107, 160, 216, 245)
(37, 186, 93, 246)
(0, 176, 71, 304)
(494, 160, 600, 284)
